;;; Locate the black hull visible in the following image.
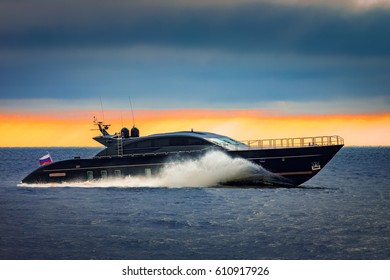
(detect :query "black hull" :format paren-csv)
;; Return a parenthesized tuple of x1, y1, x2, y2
(230, 145, 343, 186)
(21, 145, 343, 187)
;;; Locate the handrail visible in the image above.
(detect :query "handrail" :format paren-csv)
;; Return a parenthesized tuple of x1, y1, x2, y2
(240, 135, 344, 149)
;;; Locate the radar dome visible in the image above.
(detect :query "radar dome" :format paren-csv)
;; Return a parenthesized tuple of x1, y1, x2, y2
(121, 127, 130, 138)
(131, 126, 139, 137)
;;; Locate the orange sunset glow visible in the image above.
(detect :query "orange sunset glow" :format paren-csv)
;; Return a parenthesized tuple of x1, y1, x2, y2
(1, 109, 389, 147)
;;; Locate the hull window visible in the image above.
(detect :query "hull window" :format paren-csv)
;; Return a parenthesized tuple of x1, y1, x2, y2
(114, 170, 121, 177)
(87, 171, 93, 180)
(145, 168, 152, 177)
(101, 170, 108, 179)
(49, 172, 66, 177)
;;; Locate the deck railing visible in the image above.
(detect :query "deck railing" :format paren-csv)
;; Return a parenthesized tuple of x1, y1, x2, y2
(240, 135, 344, 149)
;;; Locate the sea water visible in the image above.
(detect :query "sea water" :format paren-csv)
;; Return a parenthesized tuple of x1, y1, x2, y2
(0, 147, 389, 259)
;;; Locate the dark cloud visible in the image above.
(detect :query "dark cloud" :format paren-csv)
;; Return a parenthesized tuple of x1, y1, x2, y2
(0, 0, 389, 111)
(1, 48, 389, 105)
(0, 1, 390, 56)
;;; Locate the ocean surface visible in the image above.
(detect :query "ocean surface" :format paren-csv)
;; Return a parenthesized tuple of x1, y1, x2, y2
(0, 147, 389, 260)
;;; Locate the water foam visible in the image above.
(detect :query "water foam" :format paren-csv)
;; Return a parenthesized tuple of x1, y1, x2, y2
(18, 150, 279, 188)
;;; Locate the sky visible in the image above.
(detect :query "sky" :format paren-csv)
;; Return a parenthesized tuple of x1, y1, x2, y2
(0, 0, 389, 146)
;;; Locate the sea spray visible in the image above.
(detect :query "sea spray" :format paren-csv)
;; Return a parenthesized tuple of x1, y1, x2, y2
(18, 150, 278, 188)
(157, 150, 265, 187)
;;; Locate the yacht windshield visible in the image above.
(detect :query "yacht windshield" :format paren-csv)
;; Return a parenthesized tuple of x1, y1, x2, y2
(206, 137, 248, 150)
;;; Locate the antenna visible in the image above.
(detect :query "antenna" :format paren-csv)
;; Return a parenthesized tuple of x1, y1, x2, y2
(99, 96, 105, 123)
(128, 96, 135, 127)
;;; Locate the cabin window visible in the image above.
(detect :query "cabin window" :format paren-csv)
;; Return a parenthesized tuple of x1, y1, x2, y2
(136, 140, 152, 148)
(101, 170, 108, 179)
(87, 171, 93, 180)
(170, 137, 187, 146)
(153, 138, 170, 147)
(114, 170, 121, 177)
(123, 136, 209, 154)
(123, 142, 137, 152)
(206, 137, 248, 150)
(169, 137, 208, 146)
(187, 138, 206, 145)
